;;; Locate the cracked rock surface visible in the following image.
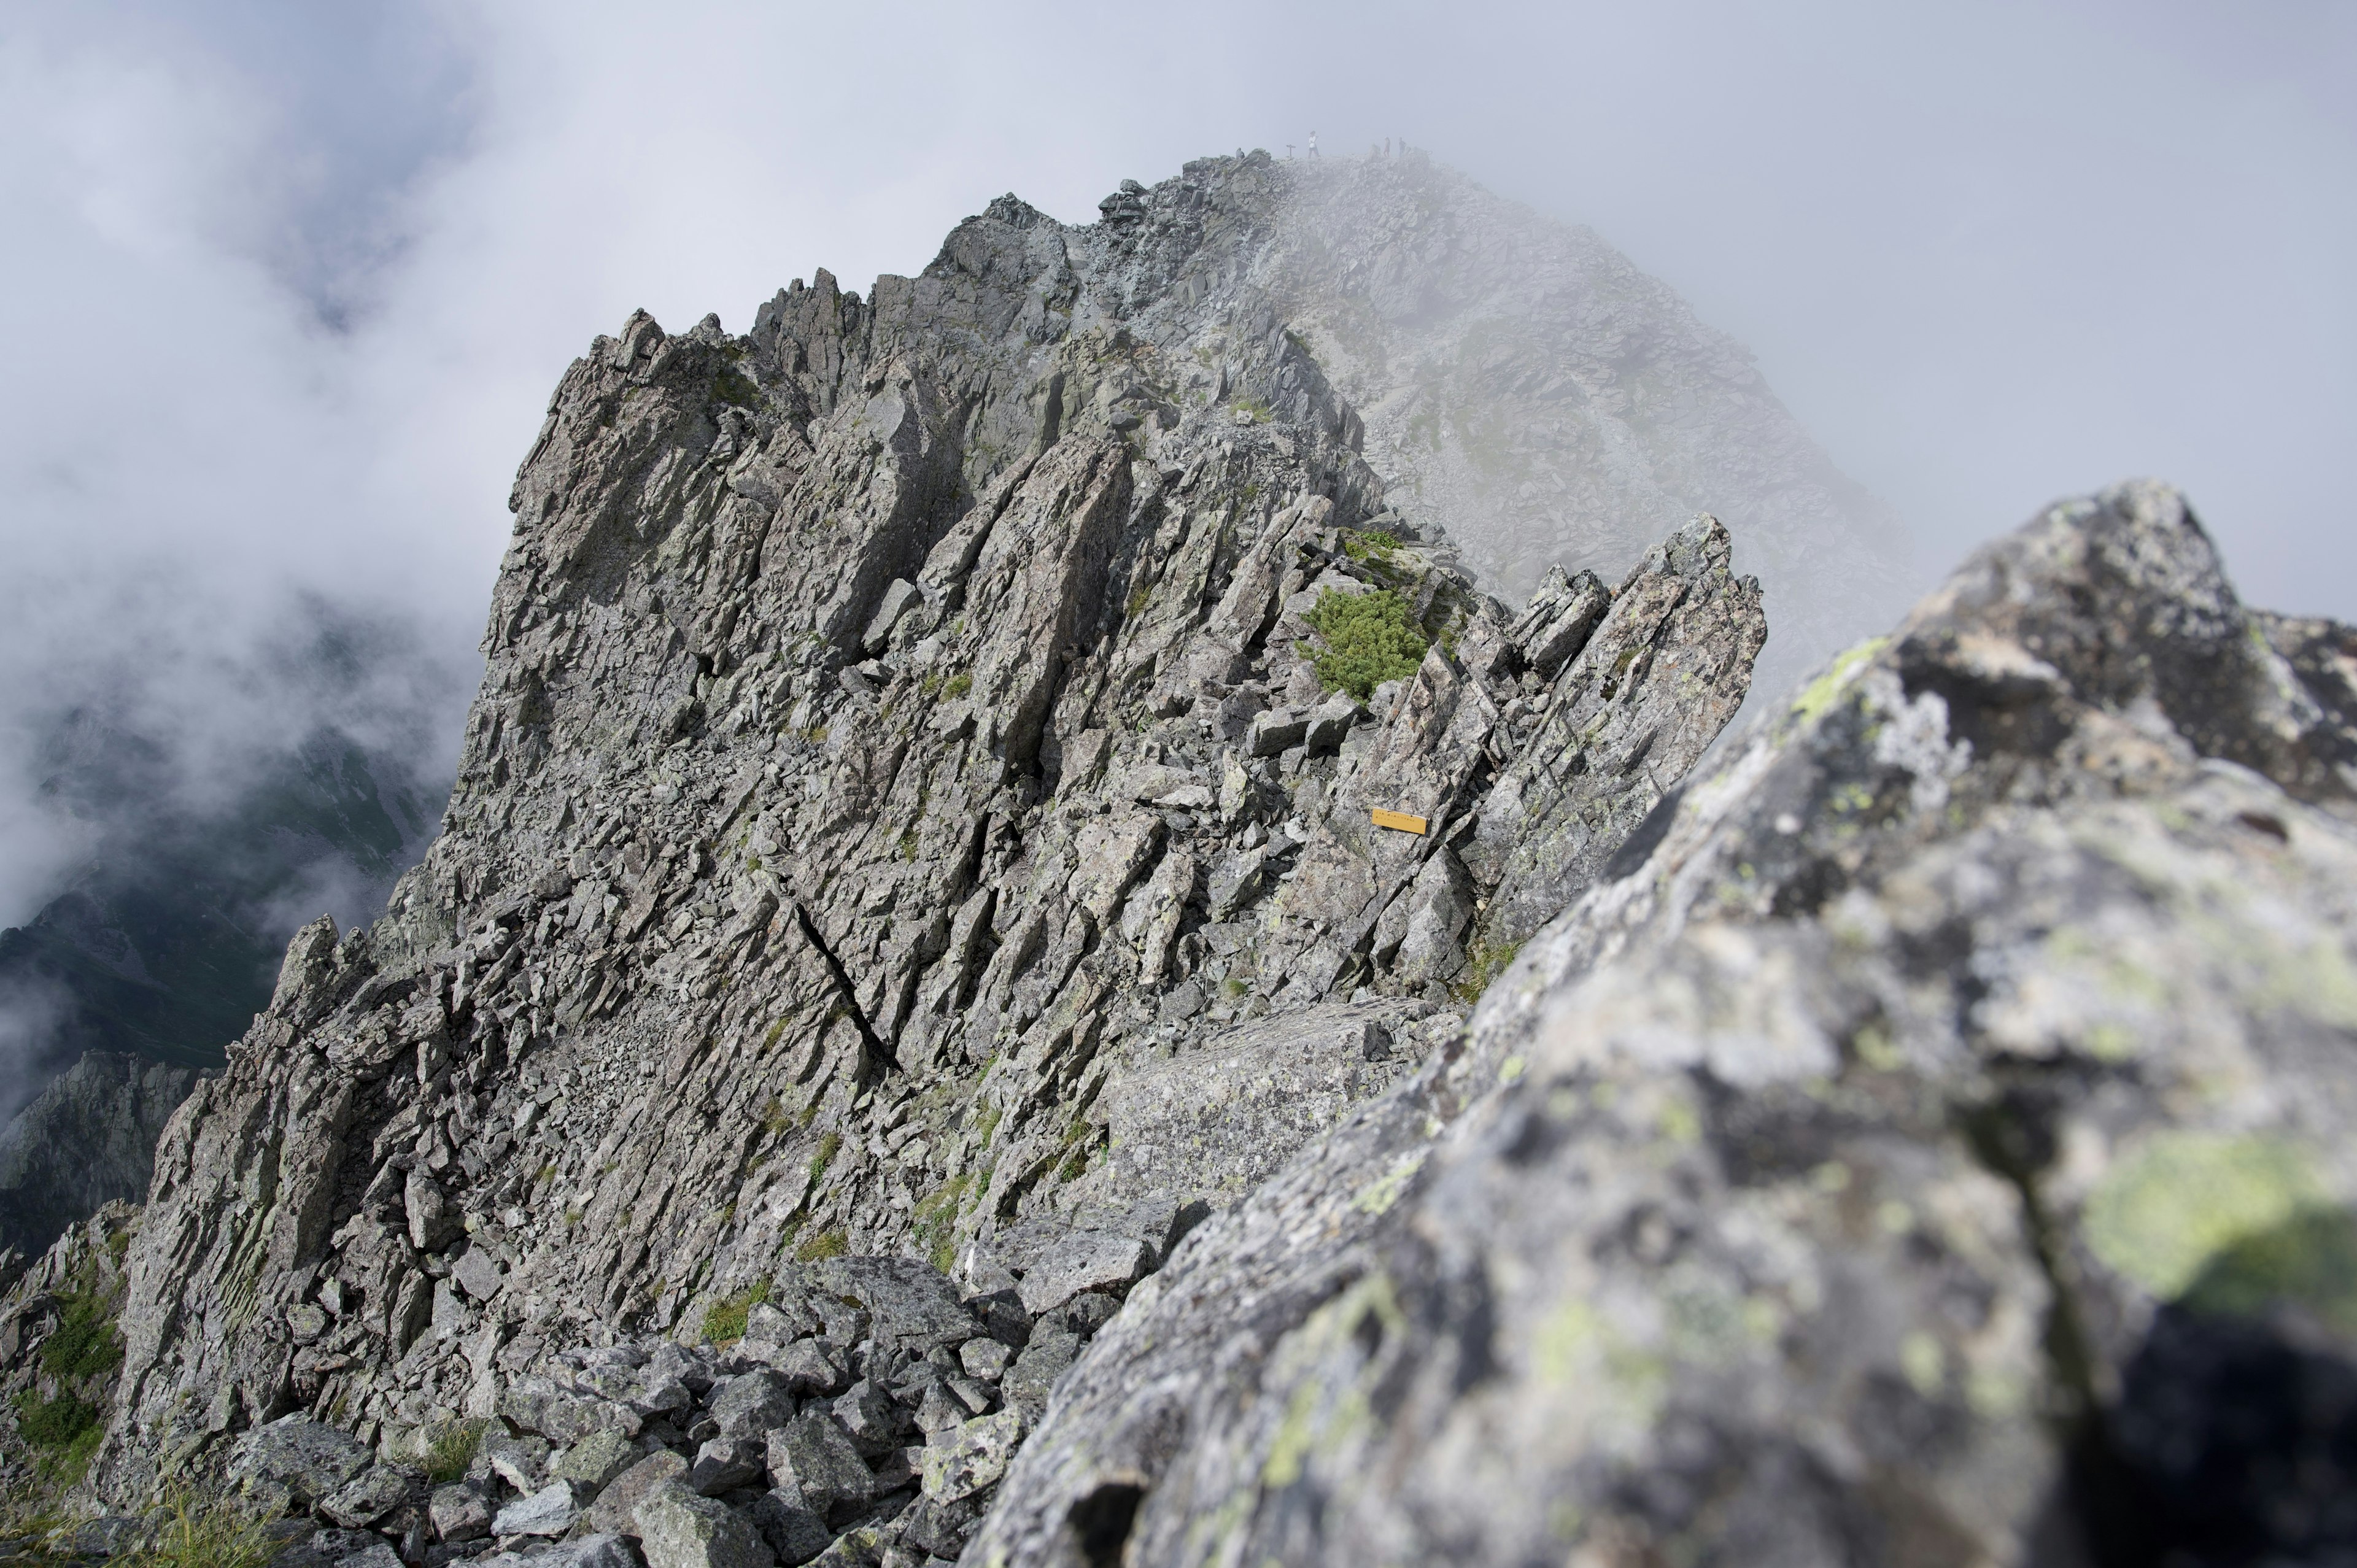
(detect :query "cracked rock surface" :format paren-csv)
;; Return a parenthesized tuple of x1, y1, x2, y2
(1, 153, 1762, 1564)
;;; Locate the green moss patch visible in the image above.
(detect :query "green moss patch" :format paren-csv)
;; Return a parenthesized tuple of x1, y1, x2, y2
(2084, 1130, 2357, 1329)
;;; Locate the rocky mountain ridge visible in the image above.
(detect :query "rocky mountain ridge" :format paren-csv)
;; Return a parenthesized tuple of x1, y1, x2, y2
(3, 150, 1765, 1563)
(4, 152, 2351, 1568)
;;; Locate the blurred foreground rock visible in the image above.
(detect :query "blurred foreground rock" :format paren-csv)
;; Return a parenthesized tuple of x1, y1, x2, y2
(973, 480, 2357, 1566)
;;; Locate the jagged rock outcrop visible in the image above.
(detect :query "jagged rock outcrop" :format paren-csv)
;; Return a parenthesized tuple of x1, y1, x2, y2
(1267, 153, 1915, 705)
(3, 153, 1762, 1564)
(970, 481, 2357, 1567)
(0, 1052, 197, 1256)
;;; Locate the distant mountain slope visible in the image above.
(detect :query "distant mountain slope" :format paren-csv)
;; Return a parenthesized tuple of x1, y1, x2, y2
(0, 719, 445, 1124)
(0, 1052, 195, 1258)
(1267, 153, 1918, 703)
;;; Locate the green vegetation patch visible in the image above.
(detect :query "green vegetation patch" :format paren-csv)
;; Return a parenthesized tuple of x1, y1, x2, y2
(40, 1290, 123, 1382)
(1306, 590, 1428, 700)
(795, 1227, 849, 1263)
(702, 1278, 773, 1344)
(1452, 937, 1523, 1005)
(808, 1130, 843, 1184)
(915, 1175, 972, 1275)
(141, 1488, 277, 1568)
(711, 366, 762, 408)
(422, 1419, 489, 1485)
(16, 1389, 99, 1450)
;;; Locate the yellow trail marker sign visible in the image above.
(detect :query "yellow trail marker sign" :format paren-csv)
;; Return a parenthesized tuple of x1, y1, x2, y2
(1371, 808, 1429, 835)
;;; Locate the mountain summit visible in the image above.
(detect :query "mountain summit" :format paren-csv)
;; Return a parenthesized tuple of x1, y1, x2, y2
(5, 154, 2351, 1568)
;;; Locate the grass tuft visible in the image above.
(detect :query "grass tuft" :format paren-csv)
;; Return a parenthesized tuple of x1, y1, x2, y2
(143, 1488, 276, 1568)
(795, 1227, 848, 1263)
(702, 1278, 772, 1344)
(40, 1291, 122, 1381)
(1452, 937, 1523, 1005)
(422, 1418, 488, 1485)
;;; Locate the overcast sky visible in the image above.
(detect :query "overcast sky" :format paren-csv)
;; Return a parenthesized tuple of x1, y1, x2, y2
(1, 0, 2351, 930)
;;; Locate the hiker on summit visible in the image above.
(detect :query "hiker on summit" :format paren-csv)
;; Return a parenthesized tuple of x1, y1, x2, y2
(1309, 130, 1318, 158)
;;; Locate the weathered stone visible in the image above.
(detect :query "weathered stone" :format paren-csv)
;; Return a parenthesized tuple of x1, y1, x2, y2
(318, 1463, 412, 1529)
(226, 1416, 370, 1510)
(428, 1482, 493, 1543)
(492, 1480, 580, 1537)
(761, 1338, 846, 1397)
(707, 1369, 797, 1442)
(830, 1377, 909, 1459)
(404, 1170, 463, 1253)
(1247, 708, 1309, 759)
(481, 1431, 551, 1493)
(958, 1338, 1010, 1382)
(1014, 1235, 1147, 1318)
(552, 1429, 644, 1493)
(632, 1481, 775, 1568)
(535, 1535, 639, 1568)
(451, 1246, 504, 1301)
(1302, 693, 1361, 754)
(764, 1412, 875, 1514)
(919, 1410, 1025, 1503)
(584, 1448, 688, 1537)
(744, 1489, 833, 1567)
(687, 1436, 767, 1497)
(1466, 512, 1765, 948)
(800, 1257, 978, 1349)
(999, 1331, 1078, 1424)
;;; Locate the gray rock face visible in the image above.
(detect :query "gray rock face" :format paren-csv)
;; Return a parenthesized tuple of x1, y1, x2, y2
(52, 150, 1760, 1535)
(1466, 510, 1768, 946)
(428, 1482, 492, 1542)
(967, 482, 2357, 1566)
(491, 1479, 579, 1537)
(0, 1049, 196, 1256)
(225, 1416, 370, 1511)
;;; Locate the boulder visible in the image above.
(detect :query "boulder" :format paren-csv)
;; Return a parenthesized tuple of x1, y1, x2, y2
(492, 1480, 580, 1537)
(551, 1428, 641, 1493)
(1015, 1234, 1147, 1318)
(584, 1448, 687, 1537)
(225, 1416, 370, 1511)
(428, 1482, 492, 1543)
(920, 1410, 1026, 1504)
(706, 1368, 797, 1442)
(764, 1412, 875, 1515)
(632, 1481, 775, 1568)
